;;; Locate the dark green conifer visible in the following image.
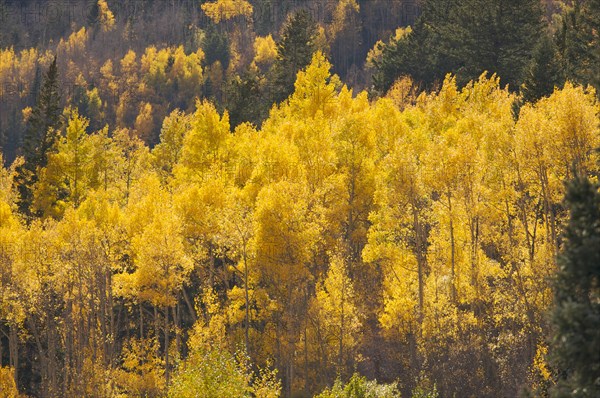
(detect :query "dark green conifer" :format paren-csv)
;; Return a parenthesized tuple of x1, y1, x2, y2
(521, 33, 565, 103)
(270, 9, 318, 103)
(558, 0, 600, 92)
(374, 0, 544, 92)
(551, 175, 600, 397)
(13, 56, 63, 218)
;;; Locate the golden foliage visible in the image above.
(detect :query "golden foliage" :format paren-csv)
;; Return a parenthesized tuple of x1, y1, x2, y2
(2, 48, 599, 397)
(252, 35, 277, 71)
(201, 0, 253, 24)
(0, 367, 19, 398)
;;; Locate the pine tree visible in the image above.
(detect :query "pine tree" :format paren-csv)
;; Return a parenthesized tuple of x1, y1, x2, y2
(374, 0, 543, 92)
(225, 72, 267, 128)
(87, 0, 100, 27)
(521, 33, 565, 103)
(372, 23, 432, 95)
(452, 0, 543, 88)
(13, 57, 63, 218)
(29, 65, 42, 106)
(551, 175, 600, 397)
(270, 9, 318, 103)
(558, 0, 600, 92)
(580, 0, 599, 85)
(202, 24, 230, 70)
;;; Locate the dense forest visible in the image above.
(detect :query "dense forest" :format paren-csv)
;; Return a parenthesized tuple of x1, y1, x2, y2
(0, 0, 599, 397)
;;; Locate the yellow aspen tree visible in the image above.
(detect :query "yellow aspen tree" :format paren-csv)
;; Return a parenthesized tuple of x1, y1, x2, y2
(228, 122, 260, 189)
(16, 220, 64, 397)
(33, 109, 94, 218)
(422, 75, 474, 305)
(116, 51, 139, 128)
(134, 102, 155, 143)
(242, 123, 304, 199)
(253, 180, 320, 395)
(309, 253, 361, 381)
(174, 187, 226, 274)
(216, 187, 255, 353)
(116, 175, 193, 388)
(86, 127, 117, 194)
(252, 35, 278, 73)
(174, 100, 231, 183)
(201, 0, 253, 24)
(54, 208, 119, 396)
(363, 105, 429, 327)
(151, 110, 192, 182)
(330, 90, 376, 262)
(133, 206, 192, 386)
(115, 336, 165, 397)
(326, 0, 360, 43)
(505, 84, 600, 377)
(75, 191, 125, 372)
(97, 0, 115, 32)
(169, 291, 281, 398)
(56, 28, 88, 69)
(285, 52, 341, 120)
(111, 128, 151, 202)
(172, 99, 234, 291)
(0, 194, 25, 390)
(0, 366, 19, 398)
(515, 83, 599, 260)
(169, 46, 205, 105)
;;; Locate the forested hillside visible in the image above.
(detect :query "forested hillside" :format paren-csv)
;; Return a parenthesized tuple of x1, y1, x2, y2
(1, 1, 599, 397)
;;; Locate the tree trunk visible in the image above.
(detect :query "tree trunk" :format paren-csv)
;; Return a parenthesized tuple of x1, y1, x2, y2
(164, 305, 170, 388)
(9, 323, 18, 384)
(243, 250, 250, 354)
(412, 204, 425, 322)
(174, 303, 180, 359)
(182, 287, 197, 323)
(339, 265, 345, 376)
(448, 192, 457, 303)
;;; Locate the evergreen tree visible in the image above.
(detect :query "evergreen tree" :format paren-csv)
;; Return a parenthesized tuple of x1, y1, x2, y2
(521, 33, 565, 103)
(87, 0, 100, 27)
(452, 0, 543, 88)
(29, 65, 42, 106)
(270, 9, 318, 103)
(580, 0, 600, 89)
(13, 57, 63, 218)
(374, 0, 543, 92)
(558, 0, 600, 92)
(202, 24, 230, 70)
(551, 175, 600, 397)
(372, 22, 433, 95)
(225, 72, 268, 128)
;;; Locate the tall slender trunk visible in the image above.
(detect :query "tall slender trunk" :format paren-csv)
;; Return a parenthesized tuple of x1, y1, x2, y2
(182, 287, 197, 323)
(209, 245, 215, 287)
(448, 191, 457, 303)
(27, 320, 47, 398)
(65, 296, 74, 394)
(164, 305, 170, 388)
(338, 265, 345, 376)
(412, 204, 425, 322)
(108, 267, 115, 364)
(99, 268, 108, 366)
(174, 303, 180, 358)
(470, 216, 479, 290)
(539, 166, 558, 255)
(9, 324, 18, 384)
(304, 323, 309, 395)
(243, 250, 250, 354)
(139, 303, 144, 339)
